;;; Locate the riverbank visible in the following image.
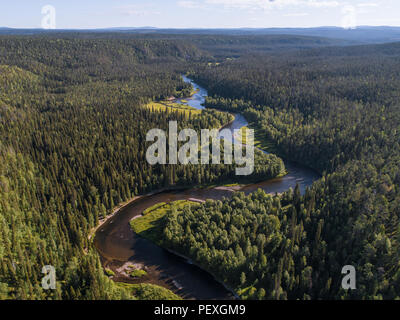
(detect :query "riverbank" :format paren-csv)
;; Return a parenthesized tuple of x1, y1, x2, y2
(89, 100, 236, 243)
(88, 186, 189, 242)
(163, 247, 241, 299)
(93, 76, 319, 300)
(130, 200, 198, 244)
(129, 200, 241, 298)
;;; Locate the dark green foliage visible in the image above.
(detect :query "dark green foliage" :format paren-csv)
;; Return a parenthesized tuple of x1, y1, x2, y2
(0, 36, 278, 299)
(160, 41, 400, 300)
(1, 33, 400, 300)
(163, 184, 399, 299)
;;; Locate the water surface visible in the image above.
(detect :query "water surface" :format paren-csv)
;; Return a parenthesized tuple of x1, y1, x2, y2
(94, 77, 320, 299)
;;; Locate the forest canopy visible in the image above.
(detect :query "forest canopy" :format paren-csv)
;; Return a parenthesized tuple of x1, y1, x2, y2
(0, 34, 399, 300)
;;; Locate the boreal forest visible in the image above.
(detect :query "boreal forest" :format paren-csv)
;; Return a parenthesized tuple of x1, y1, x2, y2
(0, 31, 399, 300)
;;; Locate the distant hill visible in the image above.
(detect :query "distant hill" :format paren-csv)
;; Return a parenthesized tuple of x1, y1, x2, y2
(94, 26, 400, 44)
(298, 39, 400, 58)
(188, 34, 356, 57)
(240, 26, 400, 43)
(1, 26, 400, 44)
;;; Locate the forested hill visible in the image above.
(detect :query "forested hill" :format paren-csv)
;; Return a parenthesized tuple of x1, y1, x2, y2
(0, 37, 188, 299)
(0, 37, 206, 76)
(297, 40, 400, 57)
(3, 26, 400, 44)
(0, 33, 355, 58)
(1, 33, 400, 300)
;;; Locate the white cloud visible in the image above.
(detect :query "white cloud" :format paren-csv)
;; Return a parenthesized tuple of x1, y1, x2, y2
(178, 1, 203, 8)
(116, 5, 160, 16)
(357, 3, 379, 7)
(203, 0, 341, 10)
(284, 12, 310, 16)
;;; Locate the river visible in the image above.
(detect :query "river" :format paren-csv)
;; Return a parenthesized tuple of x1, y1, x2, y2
(93, 76, 320, 300)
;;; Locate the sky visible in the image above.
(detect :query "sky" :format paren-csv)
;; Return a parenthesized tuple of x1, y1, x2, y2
(1, 0, 400, 29)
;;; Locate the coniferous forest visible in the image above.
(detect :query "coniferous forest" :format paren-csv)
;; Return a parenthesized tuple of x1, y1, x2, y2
(0, 32, 399, 300)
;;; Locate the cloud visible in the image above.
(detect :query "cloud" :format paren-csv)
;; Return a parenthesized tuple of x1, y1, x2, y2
(115, 5, 161, 16)
(284, 12, 310, 16)
(203, 0, 341, 10)
(357, 3, 379, 7)
(178, 1, 203, 8)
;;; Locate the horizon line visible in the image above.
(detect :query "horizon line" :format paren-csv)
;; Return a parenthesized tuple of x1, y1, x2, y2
(2, 25, 400, 31)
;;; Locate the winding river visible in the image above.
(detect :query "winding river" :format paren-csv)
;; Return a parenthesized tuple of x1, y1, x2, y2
(94, 76, 320, 300)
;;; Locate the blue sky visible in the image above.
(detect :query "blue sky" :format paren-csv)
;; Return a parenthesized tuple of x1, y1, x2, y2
(1, 0, 400, 29)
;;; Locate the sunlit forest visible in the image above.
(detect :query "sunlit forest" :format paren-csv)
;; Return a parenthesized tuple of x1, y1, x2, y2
(0, 32, 399, 300)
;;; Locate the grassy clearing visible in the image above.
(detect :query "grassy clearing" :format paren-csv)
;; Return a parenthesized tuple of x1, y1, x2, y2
(143, 202, 167, 215)
(130, 200, 199, 245)
(144, 101, 201, 117)
(130, 269, 148, 279)
(197, 182, 242, 189)
(237, 124, 279, 154)
(222, 183, 240, 187)
(117, 282, 182, 300)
